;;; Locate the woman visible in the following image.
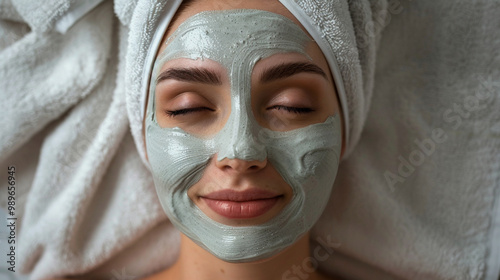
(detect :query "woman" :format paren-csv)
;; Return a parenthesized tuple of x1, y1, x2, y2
(11, 0, 498, 279)
(7, 0, 379, 278)
(140, 1, 345, 279)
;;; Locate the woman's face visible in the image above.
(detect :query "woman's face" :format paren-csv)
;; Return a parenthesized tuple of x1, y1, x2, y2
(144, 0, 343, 262)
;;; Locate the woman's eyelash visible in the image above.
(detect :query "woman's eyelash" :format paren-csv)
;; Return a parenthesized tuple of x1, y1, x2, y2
(166, 105, 312, 116)
(165, 107, 214, 117)
(269, 105, 314, 114)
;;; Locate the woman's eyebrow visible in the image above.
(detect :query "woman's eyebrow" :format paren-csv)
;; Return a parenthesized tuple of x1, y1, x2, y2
(156, 67, 222, 85)
(260, 62, 327, 83)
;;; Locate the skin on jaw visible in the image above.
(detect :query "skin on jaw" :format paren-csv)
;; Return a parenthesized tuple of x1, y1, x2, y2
(142, 1, 344, 280)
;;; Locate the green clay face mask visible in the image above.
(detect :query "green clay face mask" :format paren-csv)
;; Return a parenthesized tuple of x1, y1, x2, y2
(145, 9, 342, 262)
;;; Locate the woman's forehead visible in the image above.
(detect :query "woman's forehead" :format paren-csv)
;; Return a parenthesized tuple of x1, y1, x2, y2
(157, 10, 310, 63)
(157, 0, 310, 56)
(152, 8, 335, 87)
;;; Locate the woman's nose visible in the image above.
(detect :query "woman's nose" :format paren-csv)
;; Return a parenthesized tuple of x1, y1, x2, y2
(215, 156, 268, 173)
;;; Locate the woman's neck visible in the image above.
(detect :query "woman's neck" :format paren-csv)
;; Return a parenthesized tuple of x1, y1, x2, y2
(155, 232, 332, 280)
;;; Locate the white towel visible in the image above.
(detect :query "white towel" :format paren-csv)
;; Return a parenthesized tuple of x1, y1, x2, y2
(312, 1, 500, 279)
(0, 0, 499, 280)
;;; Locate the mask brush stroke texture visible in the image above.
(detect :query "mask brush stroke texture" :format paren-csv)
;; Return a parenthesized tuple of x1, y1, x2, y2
(145, 9, 342, 263)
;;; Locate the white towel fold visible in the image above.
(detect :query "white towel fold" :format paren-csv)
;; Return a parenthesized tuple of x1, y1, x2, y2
(0, 0, 22, 22)
(9, 0, 76, 33)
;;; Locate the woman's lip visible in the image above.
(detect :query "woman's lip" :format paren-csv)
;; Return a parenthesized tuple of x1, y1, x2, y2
(200, 189, 282, 219)
(202, 189, 280, 201)
(201, 197, 281, 219)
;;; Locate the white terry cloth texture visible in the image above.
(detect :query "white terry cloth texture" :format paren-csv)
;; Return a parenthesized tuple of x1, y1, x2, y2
(0, 0, 499, 279)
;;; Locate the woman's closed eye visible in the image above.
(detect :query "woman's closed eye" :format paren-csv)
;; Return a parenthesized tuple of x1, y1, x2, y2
(165, 107, 215, 117)
(267, 105, 314, 114)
